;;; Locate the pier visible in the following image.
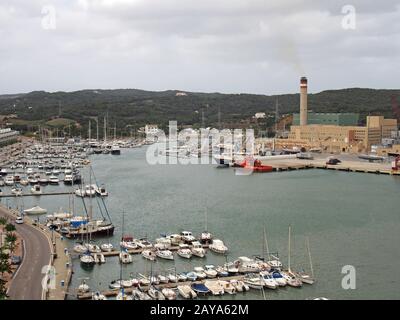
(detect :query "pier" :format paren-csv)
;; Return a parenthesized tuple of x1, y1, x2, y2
(0, 191, 75, 198)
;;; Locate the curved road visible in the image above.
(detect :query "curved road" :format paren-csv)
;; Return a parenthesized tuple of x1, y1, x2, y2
(0, 207, 51, 300)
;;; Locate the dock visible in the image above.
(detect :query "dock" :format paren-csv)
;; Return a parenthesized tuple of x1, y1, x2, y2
(76, 275, 245, 300)
(0, 191, 75, 198)
(259, 158, 400, 175)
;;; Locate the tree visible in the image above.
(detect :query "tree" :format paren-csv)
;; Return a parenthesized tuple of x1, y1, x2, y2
(0, 278, 8, 300)
(5, 234, 17, 253)
(0, 217, 7, 226)
(4, 224, 16, 233)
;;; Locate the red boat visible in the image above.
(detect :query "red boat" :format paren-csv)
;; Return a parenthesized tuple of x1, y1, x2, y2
(237, 159, 273, 172)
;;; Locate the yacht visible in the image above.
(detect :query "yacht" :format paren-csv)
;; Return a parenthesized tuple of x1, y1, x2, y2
(204, 280, 224, 296)
(234, 257, 261, 273)
(100, 243, 114, 252)
(209, 239, 228, 254)
(243, 274, 264, 290)
(204, 265, 218, 278)
(191, 241, 206, 258)
(181, 231, 196, 243)
(96, 185, 108, 197)
(64, 174, 73, 185)
(5, 176, 14, 186)
(120, 236, 138, 250)
(218, 280, 236, 295)
(271, 270, 287, 287)
(111, 145, 121, 155)
(80, 253, 95, 267)
(177, 243, 192, 259)
(260, 272, 278, 289)
(77, 280, 90, 293)
(155, 249, 174, 260)
(39, 177, 49, 185)
(215, 266, 229, 277)
(282, 271, 303, 288)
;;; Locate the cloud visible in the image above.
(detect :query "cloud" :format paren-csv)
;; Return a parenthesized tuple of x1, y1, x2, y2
(0, 0, 399, 94)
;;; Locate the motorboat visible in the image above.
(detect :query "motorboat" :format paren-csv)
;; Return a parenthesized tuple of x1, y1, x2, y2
(260, 272, 278, 289)
(156, 249, 174, 260)
(161, 288, 177, 300)
(271, 271, 287, 286)
(167, 274, 178, 283)
(243, 274, 264, 290)
(178, 273, 188, 282)
(138, 275, 151, 287)
(109, 279, 135, 289)
(218, 280, 236, 295)
(225, 262, 239, 274)
(20, 178, 29, 186)
(100, 243, 114, 252)
(87, 243, 101, 253)
(215, 266, 229, 277)
(49, 175, 60, 185)
(230, 280, 249, 292)
(141, 249, 156, 261)
(154, 237, 171, 250)
(158, 275, 169, 284)
(120, 236, 138, 250)
(135, 238, 153, 249)
(96, 185, 108, 197)
(209, 239, 228, 254)
(193, 267, 207, 280)
(185, 272, 197, 282)
(177, 285, 197, 299)
(39, 177, 49, 185)
(111, 145, 121, 155)
(165, 234, 182, 246)
(181, 231, 196, 243)
(92, 292, 107, 300)
(119, 250, 133, 264)
(31, 184, 42, 195)
(191, 283, 210, 295)
(64, 174, 73, 185)
(5, 176, 14, 186)
(200, 231, 213, 244)
(148, 286, 165, 300)
(11, 186, 23, 195)
(75, 188, 85, 197)
(24, 206, 47, 215)
(132, 289, 151, 300)
(191, 241, 206, 258)
(234, 257, 261, 273)
(204, 265, 218, 278)
(177, 243, 192, 259)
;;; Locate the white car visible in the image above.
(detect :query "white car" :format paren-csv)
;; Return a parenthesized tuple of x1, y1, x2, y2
(15, 217, 24, 224)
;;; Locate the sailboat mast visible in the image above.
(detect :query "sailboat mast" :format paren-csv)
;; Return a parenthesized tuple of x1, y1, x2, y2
(205, 208, 208, 232)
(263, 226, 271, 261)
(288, 225, 291, 272)
(306, 237, 314, 278)
(89, 167, 93, 221)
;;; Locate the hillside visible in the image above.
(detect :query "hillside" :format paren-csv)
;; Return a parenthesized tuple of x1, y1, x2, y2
(0, 88, 398, 136)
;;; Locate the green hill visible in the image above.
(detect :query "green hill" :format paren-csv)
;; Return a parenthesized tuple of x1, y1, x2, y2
(0, 88, 398, 136)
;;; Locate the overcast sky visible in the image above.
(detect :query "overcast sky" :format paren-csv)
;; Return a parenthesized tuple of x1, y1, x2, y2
(0, 0, 399, 95)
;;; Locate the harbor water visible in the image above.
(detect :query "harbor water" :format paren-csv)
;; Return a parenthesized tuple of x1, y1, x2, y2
(3, 147, 400, 300)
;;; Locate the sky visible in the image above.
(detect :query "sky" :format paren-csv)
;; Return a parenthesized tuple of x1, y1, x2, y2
(0, 0, 399, 95)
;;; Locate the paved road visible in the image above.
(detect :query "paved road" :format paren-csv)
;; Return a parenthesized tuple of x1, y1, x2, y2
(0, 206, 51, 300)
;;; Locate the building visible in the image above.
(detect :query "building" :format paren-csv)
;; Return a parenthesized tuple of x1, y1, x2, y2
(0, 128, 20, 147)
(254, 112, 266, 119)
(376, 144, 400, 156)
(293, 113, 359, 126)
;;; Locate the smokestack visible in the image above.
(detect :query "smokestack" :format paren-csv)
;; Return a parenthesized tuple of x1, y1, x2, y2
(300, 76, 308, 126)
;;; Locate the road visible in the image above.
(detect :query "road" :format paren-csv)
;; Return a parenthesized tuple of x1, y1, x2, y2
(0, 206, 51, 300)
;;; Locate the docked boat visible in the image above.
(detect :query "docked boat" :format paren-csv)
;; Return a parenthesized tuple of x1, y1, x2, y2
(191, 283, 210, 295)
(109, 279, 135, 289)
(260, 272, 278, 289)
(77, 280, 90, 293)
(100, 243, 114, 252)
(30, 184, 43, 195)
(204, 280, 224, 296)
(5, 176, 14, 186)
(24, 206, 47, 215)
(215, 266, 229, 277)
(177, 285, 197, 299)
(135, 238, 153, 249)
(74, 243, 88, 254)
(204, 265, 218, 278)
(132, 289, 151, 300)
(92, 292, 107, 300)
(141, 249, 156, 261)
(120, 236, 138, 250)
(49, 175, 59, 185)
(225, 262, 239, 274)
(116, 291, 133, 300)
(167, 274, 178, 283)
(111, 145, 121, 155)
(20, 178, 29, 186)
(181, 231, 196, 243)
(209, 239, 228, 254)
(282, 271, 303, 288)
(156, 249, 174, 260)
(96, 185, 108, 197)
(185, 272, 197, 282)
(39, 177, 49, 185)
(85, 184, 96, 197)
(158, 275, 169, 284)
(271, 271, 287, 287)
(11, 187, 23, 196)
(119, 250, 133, 264)
(191, 241, 206, 258)
(87, 243, 101, 253)
(177, 243, 192, 259)
(243, 274, 264, 290)
(234, 257, 261, 273)
(193, 267, 207, 280)
(154, 237, 171, 250)
(64, 174, 73, 185)
(218, 280, 236, 295)
(148, 286, 165, 300)
(80, 253, 95, 267)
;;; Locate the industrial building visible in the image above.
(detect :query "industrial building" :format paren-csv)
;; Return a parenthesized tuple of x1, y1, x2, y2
(293, 113, 359, 126)
(271, 77, 399, 153)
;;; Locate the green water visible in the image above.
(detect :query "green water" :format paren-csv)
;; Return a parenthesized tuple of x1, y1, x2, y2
(5, 148, 400, 300)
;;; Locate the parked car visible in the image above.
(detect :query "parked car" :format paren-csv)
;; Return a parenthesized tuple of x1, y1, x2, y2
(15, 216, 24, 224)
(326, 158, 341, 165)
